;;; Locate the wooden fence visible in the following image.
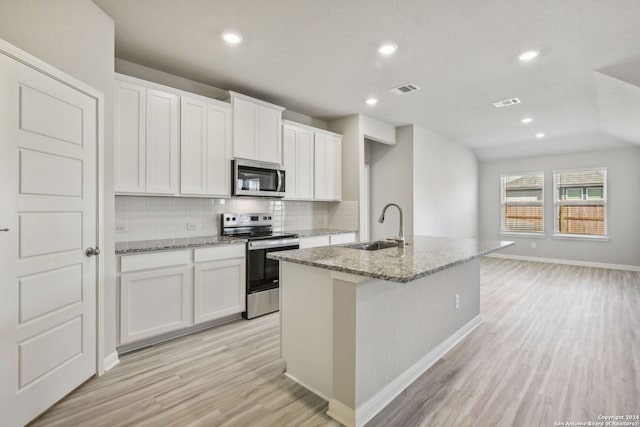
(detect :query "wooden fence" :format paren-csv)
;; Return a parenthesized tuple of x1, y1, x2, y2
(558, 205, 604, 235)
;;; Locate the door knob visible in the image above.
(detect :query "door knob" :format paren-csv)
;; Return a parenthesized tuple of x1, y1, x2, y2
(0, 228, 9, 232)
(86, 247, 101, 257)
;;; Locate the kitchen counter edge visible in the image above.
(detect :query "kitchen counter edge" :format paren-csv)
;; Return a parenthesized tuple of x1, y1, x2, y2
(115, 236, 247, 255)
(268, 236, 514, 283)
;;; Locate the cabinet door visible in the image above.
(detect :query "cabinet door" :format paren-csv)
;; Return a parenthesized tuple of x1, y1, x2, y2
(207, 103, 232, 196)
(120, 266, 192, 344)
(328, 136, 342, 201)
(258, 106, 282, 164)
(297, 128, 314, 200)
(146, 89, 179, 194)
(194, 258, 245, 324)
(232, 97, 258, 160)
(180, 96, 208, 195)
(282, 125, 297, 199)
(314, 133, 328, 200)
(115, 81, 146, 193)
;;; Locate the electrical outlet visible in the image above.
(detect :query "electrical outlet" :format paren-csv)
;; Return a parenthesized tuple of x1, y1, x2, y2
(455, 293, 460, 309)
(115, 224, 127, 233)
(187, 223, 201, 231)
(531, 241, 537, 249)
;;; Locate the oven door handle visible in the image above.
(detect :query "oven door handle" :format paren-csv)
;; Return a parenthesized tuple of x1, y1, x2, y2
(248, 239, 300, 250)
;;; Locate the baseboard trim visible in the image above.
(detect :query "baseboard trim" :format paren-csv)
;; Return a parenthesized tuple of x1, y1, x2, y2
(284, 372, 330, 402)
(103, 351, 120, 372)
(327, 398, 357, 427)
(329, 315, 483, 427)
(486, 253, 640, 272)
(117, 313, 242, 354)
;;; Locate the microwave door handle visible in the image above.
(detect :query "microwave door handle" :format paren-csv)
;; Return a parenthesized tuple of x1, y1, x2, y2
(277, 171, 283, 192)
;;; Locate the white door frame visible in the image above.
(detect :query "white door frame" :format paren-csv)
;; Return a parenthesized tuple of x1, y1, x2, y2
(0, 38, 106, 378)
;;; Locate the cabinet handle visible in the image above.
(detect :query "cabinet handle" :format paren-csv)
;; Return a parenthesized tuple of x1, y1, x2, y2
(0, 228, 9, 232)
(86, 247, 101, 257)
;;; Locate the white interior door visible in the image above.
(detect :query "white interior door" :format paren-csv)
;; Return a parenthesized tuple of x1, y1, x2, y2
(0, 50, 19, 427)
(7, 61, 98, 425)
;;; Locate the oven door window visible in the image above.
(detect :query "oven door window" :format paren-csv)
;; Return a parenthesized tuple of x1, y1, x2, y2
(248, 245, 298, 293)
(237, 166, 279, 192)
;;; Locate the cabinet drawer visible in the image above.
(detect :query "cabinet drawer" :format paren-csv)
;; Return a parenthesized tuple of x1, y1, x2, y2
(299, 235, 330, 249)
(330, 233, 356, 245)
(120, 250, 191, 273)
(194, 244, 245, 263)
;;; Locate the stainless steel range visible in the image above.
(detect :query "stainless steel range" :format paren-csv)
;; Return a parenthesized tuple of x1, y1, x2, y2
(221, 213, 299, 319)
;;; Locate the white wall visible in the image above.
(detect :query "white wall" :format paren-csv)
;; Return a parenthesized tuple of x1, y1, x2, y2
(0, 0, 117, 358)
(413, 125, 479, 238)
(479, 147, 640, 267)
(369, 126, 414, 240)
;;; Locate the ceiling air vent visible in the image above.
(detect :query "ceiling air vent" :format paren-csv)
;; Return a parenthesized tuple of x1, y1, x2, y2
(391, 83, 420, 95)
(493, 97, 521, 108)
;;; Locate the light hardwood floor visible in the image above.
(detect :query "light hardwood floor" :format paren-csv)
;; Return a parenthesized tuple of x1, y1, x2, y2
(31, 258, 640, 427)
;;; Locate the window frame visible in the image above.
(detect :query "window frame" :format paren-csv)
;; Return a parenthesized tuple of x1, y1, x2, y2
(500, 171, 545, 236)
(553, 167, 608, 240)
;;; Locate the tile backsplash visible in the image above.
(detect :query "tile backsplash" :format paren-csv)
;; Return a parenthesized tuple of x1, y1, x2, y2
(115, 196, 336, 243)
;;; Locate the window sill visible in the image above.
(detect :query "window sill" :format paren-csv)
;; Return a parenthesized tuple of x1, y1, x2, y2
(499, 232, 546, 239)
(552, 234, 609, 242)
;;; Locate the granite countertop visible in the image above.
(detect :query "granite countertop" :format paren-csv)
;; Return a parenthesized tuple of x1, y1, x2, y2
(285, 228, 357, 238)
(268, 235, 514, 283)
(115, 236, 246, 255)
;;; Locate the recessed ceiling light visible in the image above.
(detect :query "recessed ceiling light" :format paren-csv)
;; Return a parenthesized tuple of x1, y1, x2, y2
(222, 31, 243, 44)
(365, 98, 378, 105)
(521, 117, 533, 124)
(518, 50, 540, 61)
(378, 43, 398, 55)
(535, 133, 545, 138)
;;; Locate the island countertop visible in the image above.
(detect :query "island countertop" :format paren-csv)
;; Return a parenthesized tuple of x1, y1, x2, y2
(268, 235, 514, 283)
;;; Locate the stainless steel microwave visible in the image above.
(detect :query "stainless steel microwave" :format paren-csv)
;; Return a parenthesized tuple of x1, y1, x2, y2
(233, 158, 286, 197)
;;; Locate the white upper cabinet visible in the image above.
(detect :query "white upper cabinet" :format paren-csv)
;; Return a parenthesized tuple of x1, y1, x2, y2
(180, 96, 208, 195)
(115, 76, 179, 195)
(145, 89, 179, 194)
(180, 96, 231, 197)
(327, 134, 342, 201)
(283, 122, 314, 200)
(314, 131, 342, 201)
(115, 74, 232, 197)
(229, 92, 284, 164)
(115, 81, 146, 193)
(206, 103, 232, 197)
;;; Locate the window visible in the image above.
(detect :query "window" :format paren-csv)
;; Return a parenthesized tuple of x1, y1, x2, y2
(553, 168, 607, 237)
(500, 172, 544, 234)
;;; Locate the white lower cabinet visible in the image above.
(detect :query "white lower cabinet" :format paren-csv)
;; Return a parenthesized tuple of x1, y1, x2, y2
(193, 244, 245, 324)
(120, 265, 192, 344)
(194, 258, 245, 323)
(118, 244, 246, 347)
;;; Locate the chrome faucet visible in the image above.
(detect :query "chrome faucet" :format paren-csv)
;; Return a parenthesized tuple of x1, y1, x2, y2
(378, 203, 405, 247)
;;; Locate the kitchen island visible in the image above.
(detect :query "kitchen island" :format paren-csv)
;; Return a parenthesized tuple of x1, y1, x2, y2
(268, 236, 513, 427)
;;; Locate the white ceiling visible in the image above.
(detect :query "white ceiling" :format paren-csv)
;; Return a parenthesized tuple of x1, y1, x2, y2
(93, 0, 640, 160)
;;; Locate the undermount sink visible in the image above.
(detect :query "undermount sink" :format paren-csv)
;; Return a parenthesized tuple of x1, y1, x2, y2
(344, 240, 399, 251)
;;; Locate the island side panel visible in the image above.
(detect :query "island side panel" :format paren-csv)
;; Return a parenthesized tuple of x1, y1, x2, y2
(280, 261, 333, 400)
(354, 258, 481, 408)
